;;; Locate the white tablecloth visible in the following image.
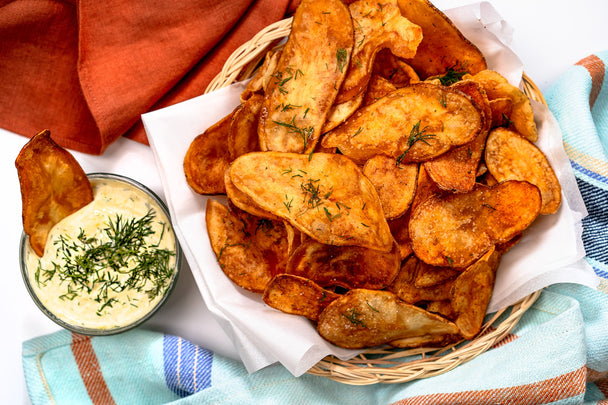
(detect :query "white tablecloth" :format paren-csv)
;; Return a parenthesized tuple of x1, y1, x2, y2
(3, 0, 608, 402)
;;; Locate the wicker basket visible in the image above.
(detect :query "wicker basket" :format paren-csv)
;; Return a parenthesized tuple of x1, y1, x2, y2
(206, 17, 544, 385)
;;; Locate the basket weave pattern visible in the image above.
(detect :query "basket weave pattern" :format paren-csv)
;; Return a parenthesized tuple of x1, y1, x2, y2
(206, 18, 543, 385)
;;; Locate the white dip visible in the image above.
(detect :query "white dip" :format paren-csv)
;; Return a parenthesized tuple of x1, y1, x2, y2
(23, 177, 177, 331)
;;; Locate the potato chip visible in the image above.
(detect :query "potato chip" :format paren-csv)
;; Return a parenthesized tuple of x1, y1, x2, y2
(335, 0, 422, 104)
(361, 75, 398, 106)
(372, 48, 420, 87)
(471, 70, 538, 142)
(387, 255, 454, 304)
(224, 170, 281, 221)
(205, 200, 289, 293)
(389, 331, 460, 348)
(397, 0, 487, 79)
(451, 247, 500, 339)
(258, 0, 353, 153)
(263, 274, 340, 321)
(15, 129, 93, 257)
(228, 93, 263, 159)
(410, 164, 442, 213)
(322, 83, 484, 164)
(387, 210, 414, 260)
(240, 49, 282, 102)
(424, 300, 457, 320)
(485, 127, 561, 214)
(488, 97, 513, 128)
(415, 260, 460, 288)
(409, 181, 541, 267)
(362, 154, 418, 219)
(286, 239, 401, 290)
(184, 110, 234, 194)
(228, 151, 393, 251)
(317, 289, 459, 349)
(423, 80, 491, 192)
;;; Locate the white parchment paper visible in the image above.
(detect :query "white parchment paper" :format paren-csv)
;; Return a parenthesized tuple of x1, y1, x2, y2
(142, 2, 599, 377)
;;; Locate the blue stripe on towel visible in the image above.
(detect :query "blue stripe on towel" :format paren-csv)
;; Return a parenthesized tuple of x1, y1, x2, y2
(576, 178, 608, 275)
(570, 160, 608, 189)
(163, 335, 213, 397)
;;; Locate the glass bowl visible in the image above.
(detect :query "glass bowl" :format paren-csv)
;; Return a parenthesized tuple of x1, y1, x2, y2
(20, 173, 181, 336)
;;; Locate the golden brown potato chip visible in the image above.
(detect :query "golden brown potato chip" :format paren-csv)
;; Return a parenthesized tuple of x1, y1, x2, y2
(415, 260, 460, 288)
(322, 83, 484, 164)
(206, 200, 289, 293)
(263, 274, 340, 321)
(240, 49, 282, 102)
(224, 170, 281, 220)
(387, 210, 414, 260)
(387, 255, 454, 304)
(184, 110, 234, 194)
(335, 0, 422, 104)
(423, 80, 491, 192)
(489, 97, 513, 128)
(258, 0, 353, 153)
(485, 127, 561, 215)
(424, 300, 457, 320)
(397, 0, 487, 79)
(471, 70, 538, 142)
(228, 151, 393, 251)
(317, 289, 458, 349)
(389, 332, 460, 348)
(363, 154, 418, 219)
(228, 94, 263, 159)
(409, 181, 541, 267)
(362, 75, 398, 106)
(322, 93, 366, 133)
(286, 239, 401, 290)
(451, 247, 500, 339)
(15, 129, 94, 257)
(410, 164, 442, 214)
(372, 48, 420, 87)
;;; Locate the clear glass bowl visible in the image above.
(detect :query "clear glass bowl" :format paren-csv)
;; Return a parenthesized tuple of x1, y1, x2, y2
(20, 172, 181, 336)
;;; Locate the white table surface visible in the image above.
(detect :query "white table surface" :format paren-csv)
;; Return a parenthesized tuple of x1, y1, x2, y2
(2, 0, 608, 402)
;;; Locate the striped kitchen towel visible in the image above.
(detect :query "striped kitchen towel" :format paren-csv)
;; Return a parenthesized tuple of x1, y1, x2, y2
(22, 54, 608, 404)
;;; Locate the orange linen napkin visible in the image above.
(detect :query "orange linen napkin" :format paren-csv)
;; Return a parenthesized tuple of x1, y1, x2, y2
(0, 0, 293, 154)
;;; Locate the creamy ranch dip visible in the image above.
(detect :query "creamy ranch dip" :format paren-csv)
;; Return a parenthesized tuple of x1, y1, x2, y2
(23, 176, 177, 331)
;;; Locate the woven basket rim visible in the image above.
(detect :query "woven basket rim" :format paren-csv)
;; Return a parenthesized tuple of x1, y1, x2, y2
(206, 16, 544, 385)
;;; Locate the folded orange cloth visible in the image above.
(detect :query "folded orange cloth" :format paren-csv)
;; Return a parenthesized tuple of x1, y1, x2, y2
(0, 0, 292, 154)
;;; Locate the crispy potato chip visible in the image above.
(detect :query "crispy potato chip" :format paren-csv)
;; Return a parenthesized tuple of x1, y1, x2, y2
(451, 247, 500, 339)
(228, 151, 393, 251)
(389, 331, 460, 348)
(471, 70, 538, 142)
(372, 48, 420, 87)
(228, 93, 263, 159)
(224, 170, 281, 220)
(286, 239, 401, 290)
(362, 154, 418, 219)
(362, 75, 398, 106)
(387, 209, 414, 260)
(423, 80, 491, 192)
(206, 200, 289, 293)
(410, 164, 442, 213)
(263, 274, 340, 321)
(489, 97, 513, 128)
(184, 110, 234, 194)
(485, 127, 561, 215)
(424, 300, 457, 320)
(409, 181, 541, 267)
(397, 0, 487, 79)
(335, 0, 422, 104)
(317, 289, 459, 349)
(240, 49, 282, 102)
(322, 83, 484, 164)
(258, 0, 353, 153)
(387, 255, 454, 304)
(415, 260, 460, 288)
(322, 93, 366, 133)
(15, 129, 94, 257)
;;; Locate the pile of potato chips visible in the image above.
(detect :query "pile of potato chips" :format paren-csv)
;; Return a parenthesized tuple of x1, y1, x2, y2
(183, 0, 561, 349)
